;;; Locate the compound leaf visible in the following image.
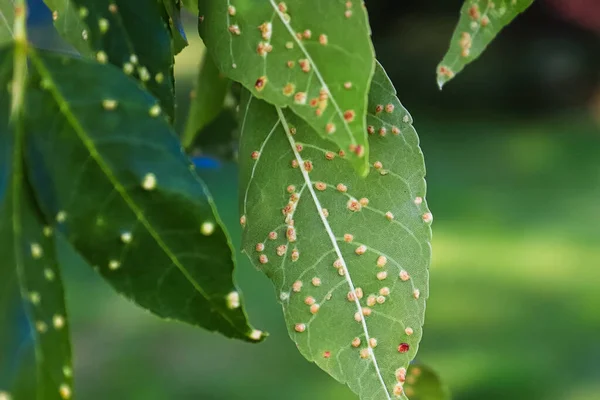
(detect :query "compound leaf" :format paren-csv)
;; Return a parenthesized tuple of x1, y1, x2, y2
(199, 0, 376, 175)
(437, 0, 534, 88)
(239, 62, 431, 399)
(43, 0, 176, 119)
(0, 45, 73, 400)
(21, 47, 264, 343)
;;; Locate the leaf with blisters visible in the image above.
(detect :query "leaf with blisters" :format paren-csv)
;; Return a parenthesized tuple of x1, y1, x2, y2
(21, 48, 264, 343)
(43, 0, 176, 119)
(404, 364, 450, 400)
(198, 0, 376, 175)
(436, 0, 534, 88)
(239, 62, 431, 399)
(0, 46, 73, 400)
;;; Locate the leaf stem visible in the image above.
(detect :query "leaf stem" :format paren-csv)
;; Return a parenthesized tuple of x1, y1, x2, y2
(10, 0, 27, 119)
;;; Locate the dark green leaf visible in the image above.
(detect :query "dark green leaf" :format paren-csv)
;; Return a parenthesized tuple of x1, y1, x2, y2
(239, 62, 431, 399)
(43, 0, 176, 119)
(198, 0, 376, 175)
(183, 53, 231, 150)
(0, 46, 73, 400)
(162, 0, 189, 55)
(436, 0, 534, 88)
(21, 47, 264, 343)
(190, 108, 239, 160)
(404, 364, 451, 400)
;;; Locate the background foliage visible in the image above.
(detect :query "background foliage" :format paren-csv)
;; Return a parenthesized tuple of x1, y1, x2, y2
(2, 0, 600, 399)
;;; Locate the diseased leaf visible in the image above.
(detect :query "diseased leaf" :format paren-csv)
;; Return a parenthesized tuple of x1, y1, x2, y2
(437, 0, 534, 88)
(20, 47, 264, 343)
(43, 0, 176, 119)
(183, 53, 231, 150)
(199, 0, 376, 175)
(0, 46, 73, 400)
(404, 364, 451, 400)
(239, 62, 431, 399)
(163, 0, 189, 55)
(0, 2, 14, 45)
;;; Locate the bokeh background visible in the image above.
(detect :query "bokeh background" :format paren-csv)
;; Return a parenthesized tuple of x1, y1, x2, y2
(5, 0, 600, 399)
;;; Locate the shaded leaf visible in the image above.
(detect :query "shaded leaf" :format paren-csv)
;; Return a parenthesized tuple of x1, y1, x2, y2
(183, 53, 231, 150)
(20, 47, 264, 343)
(189, 108, 239, 160)
(0, 46, 73, 400)
(239, 62, 431, 399)
(198, 0, 376, 175)
(437, 0, 534, 88)
(404, 363, 451, 400)
(162, 0, 189, 55)
(43, 0, 176, 119)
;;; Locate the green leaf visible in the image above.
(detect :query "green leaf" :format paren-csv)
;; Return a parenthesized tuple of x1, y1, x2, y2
(162, 0, 189, 55)
(239, 62, 431, 399)
(181, 0, 198, 15)
(183, 53, 231, 150)
(0, 2, 15, 45)
(0, 46, 73, 400)
(43, 0, 176, 119)
(404, 364, 451, 400)
(198, 0, 376, 176)
(436, 0, 534, 88)
(19, 46, 264, 343)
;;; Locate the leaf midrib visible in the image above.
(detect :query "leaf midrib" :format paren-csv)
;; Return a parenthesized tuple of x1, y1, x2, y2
(275, 106, 392, 400)
(269, 0, 358, 146)
(28, 51, 244, 335)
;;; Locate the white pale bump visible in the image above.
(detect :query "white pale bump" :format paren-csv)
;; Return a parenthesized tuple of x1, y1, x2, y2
(56, 210, 67, 223)
(43, 226, 53, 237)
(98, 18, 110, 33)
(44, 268, 55, 281)
(249, 330, 263, 340)
(108, 260, 120, 270)
(0, 392, 11, 400)
(120, 231, 132, 243)
(149, 105, 162, 118)
(142, 173, 157, 190)
(62, 365, 73, 378)
(102, 99, 117, 110)
(59, 384, 71, 399)
(53, 314, 65, 329)
(200, 221, 216, 236)
(29, 292, 41, 305)
(96, 51, 108, 64)
(226, 291, 240, 309)
(30, 243, 43, 259)
(36, 321, 48, 333)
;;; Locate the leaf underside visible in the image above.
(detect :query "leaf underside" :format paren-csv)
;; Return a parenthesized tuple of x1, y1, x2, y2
(162, 0, 189, 55)
(0, 48, 73, 400)
(0, 43, 263, 343)
(198, 0, 376, 175)
(43, 0, 177, 119)
(436, 0, 534, 88)
(239, 62, 432, 399)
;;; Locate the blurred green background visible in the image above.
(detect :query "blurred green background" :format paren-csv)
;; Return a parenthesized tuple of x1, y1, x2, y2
(8, 1, 600, 399)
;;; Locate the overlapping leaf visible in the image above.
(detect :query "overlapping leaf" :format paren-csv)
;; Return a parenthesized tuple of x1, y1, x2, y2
(0, 47, 73, 400)
(404, 364, 450, 400)
(43, 0, 176, 119)
(17, 46, 263, 343)
(239, 62, 432, 399)
(163, 0, 188, 55)
(183, 53, 231, 150)
(199, 0, 376, 175)
(437, 0, 534, 88)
